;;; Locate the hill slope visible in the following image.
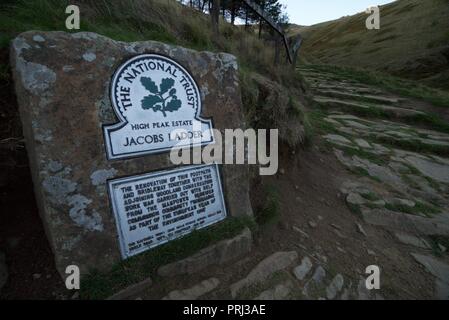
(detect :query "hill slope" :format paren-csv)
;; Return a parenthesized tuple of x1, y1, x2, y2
(294, 0, 449, 89)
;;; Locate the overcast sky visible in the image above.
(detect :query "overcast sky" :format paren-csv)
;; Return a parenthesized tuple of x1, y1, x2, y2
(279, 0, 396, 26)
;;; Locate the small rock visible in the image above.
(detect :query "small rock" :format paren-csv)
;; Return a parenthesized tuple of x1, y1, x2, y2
(337, 247, 346, 254)
(326, 274, 344, 300)
(318, 215, 324, 221)
(346, 193, 366, 206)
(295, 185, 299, 190)
(438, 244, 447, 253)
(333, 229, 347, 239)
(308, 221, 317, 228)
(255, 282, 291, 300)
(356, 223, 367, 237)
(331, 224, 342, 231)
(293, 257, 313, 281)
(273, 284, 291, 300)
(387, 198, 415, 208)
(279, 168, 285, 175)
(292, 226, 309, 239)
(355, 138, 370, 149)
(324, 134, 352, 146)
(311, 266, 326, 284)
(33, 273, 42, 280)
(367, 250, 376, 256)
(357, 278, 371, 300)
(371, 200, 386, 207)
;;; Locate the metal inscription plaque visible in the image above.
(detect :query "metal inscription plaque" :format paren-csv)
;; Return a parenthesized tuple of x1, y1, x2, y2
(108, 164, 227, 258)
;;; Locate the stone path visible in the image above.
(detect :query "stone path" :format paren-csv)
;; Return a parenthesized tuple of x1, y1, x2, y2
(132, 66, 449, 301)
(299, 65, 449, 299)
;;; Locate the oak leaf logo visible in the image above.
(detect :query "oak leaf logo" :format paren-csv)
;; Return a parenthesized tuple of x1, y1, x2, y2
(140, 77, 182, 117)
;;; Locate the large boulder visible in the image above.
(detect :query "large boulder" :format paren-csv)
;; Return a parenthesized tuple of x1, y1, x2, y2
(10, 31, 253, 277)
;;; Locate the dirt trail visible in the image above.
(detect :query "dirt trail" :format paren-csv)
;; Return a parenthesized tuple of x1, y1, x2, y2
(138, 67, 449, 300)
(1, 55, 449, 299)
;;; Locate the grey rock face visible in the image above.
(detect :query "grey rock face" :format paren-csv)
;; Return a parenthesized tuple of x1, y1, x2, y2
(11, 31, 253, 277)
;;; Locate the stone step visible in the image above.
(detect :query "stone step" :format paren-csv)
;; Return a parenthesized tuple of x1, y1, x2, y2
(313, 96, 425, 119)
(163, 278, 220, 300)
(362, 209, 449, 236)
(158, 227, 252, 277)
(316, 89, 401, 105)
(309, 83, 383, 95)
(230, 251, 298, 298)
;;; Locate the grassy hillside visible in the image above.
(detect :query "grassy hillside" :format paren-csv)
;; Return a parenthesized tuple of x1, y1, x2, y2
(0, 0, 279, 77)
(293, 0, 449, 89)
(0, 0, 309, 147)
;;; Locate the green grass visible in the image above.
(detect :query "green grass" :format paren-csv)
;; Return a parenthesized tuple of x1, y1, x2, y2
(304, 64, 449, 108)
(385, 200, 440, 217)
(339, 144, 389, 166)
(80, 216, 256, 300)
(405, 113, 449, 135)
(360, 191, 381, 202)
(306, 107, 337, 136)
(375, 136, 449, 156)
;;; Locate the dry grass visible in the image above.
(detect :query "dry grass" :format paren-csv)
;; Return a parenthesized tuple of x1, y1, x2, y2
(0, 0, 297, 85)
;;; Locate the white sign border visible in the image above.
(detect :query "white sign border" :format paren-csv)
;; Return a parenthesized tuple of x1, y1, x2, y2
(103, 53, 215, 160)
(107, 163, 228, 259)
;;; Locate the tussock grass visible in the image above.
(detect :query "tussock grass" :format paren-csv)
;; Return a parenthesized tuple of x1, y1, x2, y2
(0, 0, 295, 84)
